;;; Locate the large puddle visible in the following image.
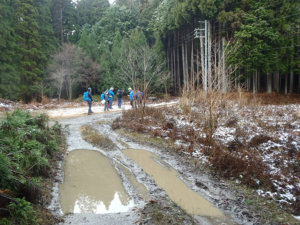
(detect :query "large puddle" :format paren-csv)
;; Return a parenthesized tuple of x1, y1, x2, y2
(123, 149, 224, 217)
(59, 150, 134, 214)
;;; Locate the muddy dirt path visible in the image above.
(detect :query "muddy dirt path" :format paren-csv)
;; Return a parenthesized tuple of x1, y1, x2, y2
(49, 111, 254, 225)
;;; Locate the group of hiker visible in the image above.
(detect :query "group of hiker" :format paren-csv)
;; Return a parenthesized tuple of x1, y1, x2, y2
(83, 87, 144, 115)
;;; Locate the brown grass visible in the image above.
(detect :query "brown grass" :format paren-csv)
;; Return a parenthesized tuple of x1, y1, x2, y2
(112, 86, 300, 222)
(80, 125, 117, 150)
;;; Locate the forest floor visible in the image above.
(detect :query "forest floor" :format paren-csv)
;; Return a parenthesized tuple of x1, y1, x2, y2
(110, 92, 300, 224)
(44, 92, 300, 224)
(0, 96, 178, 120)
(5, 92, 299, 224)
(49, 112, 242, 224)
(0, 96, 177, 112)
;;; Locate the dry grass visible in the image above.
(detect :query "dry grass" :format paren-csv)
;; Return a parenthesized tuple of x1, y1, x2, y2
(139, 198, 195, 225)
(80, 125, 117, 150)
(113, 84, 300, 219)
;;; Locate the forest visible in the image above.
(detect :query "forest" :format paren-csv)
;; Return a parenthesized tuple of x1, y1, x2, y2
(1, 0, 300, 102)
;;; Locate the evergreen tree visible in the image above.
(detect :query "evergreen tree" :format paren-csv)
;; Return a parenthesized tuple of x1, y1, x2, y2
(63, 0, 79, 43)
(51, 0, 67, 42)
(90, 0, 110, 24)
(35, 0, 58, 72)
(79, 30, 89, 50)
(0, 0, 20, 100)
(13, 0, 43, 100)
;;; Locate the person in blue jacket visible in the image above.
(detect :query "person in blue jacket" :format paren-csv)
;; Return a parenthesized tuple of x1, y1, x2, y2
(136, 89, 144, 105)
(116, 88, 124, 109)
(104, 90, 109, 111)
(83, 87, 93, 115)
(128, 87, 135, 107)
(108, 87, 114, 109)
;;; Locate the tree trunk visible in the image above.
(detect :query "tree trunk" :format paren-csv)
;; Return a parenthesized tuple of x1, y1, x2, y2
(208, 21, 212, 92)
(204, 20, 208, 92)
(247, 77, 250, 92)
(214, 37, 217, 90)
(257, 71, 260, 91)
(191, 39, 194, 87)
(218, 23, 221, 91)
(173, 46, 176, 93)
(253, 71, 256, 94)
(285, 73, 288, 95)
(182, 40, 185, 91)
(170, 45, 173, 89)
(197, 46, 199, 88)
(289, 51, 294, 93)
(235, 64, 237, 89)
(185, 41, 189, 91)
(177, 31, 181, 93)
(267, 73, 272, 93)
(274, 71, 279, 93)
(222, 37, 226, 93)
(200, 30, 205, 90)
(298, 74, 300, 92)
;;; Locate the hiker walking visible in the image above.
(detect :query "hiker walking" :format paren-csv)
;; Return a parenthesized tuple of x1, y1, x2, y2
(128, 87, 135, 107)
(108, 87, 114, 109)
(104, 90, 109, 111)
(136, 89, 144, 105)
(83, 87, 93, 115)
(117, 88, 124, 109)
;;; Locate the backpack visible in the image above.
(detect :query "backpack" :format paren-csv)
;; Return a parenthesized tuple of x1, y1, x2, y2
(137, 91, 143, 99)
(83, 92, 90, 101)
(101, 93, 104, 100)
(117, 90, 122, 98)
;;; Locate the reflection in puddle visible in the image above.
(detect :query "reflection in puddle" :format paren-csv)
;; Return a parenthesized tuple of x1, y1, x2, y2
(59, 150, 134, 214)
(123, 149, 224, 217)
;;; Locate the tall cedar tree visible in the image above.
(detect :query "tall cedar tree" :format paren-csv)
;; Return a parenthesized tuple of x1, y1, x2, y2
(0, 0, 20, 100)
(14, 0, 43, 100)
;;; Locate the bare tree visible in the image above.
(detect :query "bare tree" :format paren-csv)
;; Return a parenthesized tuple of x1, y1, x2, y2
(47, 43, 82, 100)
(62, 44, 78, 100)
(35, 79, 49, 99)
(76, 49, 101, 90)
(137, 46, 166, 96)
(117, 47, 139, 90)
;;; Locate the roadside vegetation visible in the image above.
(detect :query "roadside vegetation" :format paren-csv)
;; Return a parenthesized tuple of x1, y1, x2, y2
(0, 109, 68, 224)
(113, 91, 300, 224)
(80, 125, 117, 150)
(138, 197, 195, 225)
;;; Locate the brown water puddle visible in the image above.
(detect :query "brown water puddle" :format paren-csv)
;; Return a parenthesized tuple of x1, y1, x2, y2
(59, 150, 134, 214)
(123, 149, 224, 217)
(114, 160, 151, 201)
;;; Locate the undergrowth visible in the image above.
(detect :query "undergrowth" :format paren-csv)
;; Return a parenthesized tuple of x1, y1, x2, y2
(80, 125, 117, 150)
(0, 109, 68, 224)
(139, 197, 195, 225)
(113, 90, 300, 223)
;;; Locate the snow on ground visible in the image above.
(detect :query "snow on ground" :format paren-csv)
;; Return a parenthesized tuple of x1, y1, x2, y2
(119, 101, 300, 213)
(0, 98, 179, 119)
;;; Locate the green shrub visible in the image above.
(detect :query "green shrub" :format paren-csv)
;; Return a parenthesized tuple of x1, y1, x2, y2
(8, 198, 39, 225)
(0, 110, 67, 223)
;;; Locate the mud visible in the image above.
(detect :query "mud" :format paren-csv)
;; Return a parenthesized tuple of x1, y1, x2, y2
(114, 160, 151, 201)
(59, 149, 134, 214)
(123, 149, 223, 217)
(47, 111, 260, 224)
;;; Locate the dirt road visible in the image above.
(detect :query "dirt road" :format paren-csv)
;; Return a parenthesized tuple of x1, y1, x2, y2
(48, 110, 254, 225)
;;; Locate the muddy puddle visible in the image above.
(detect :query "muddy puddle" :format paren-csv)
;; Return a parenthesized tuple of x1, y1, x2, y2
(123, 149, 224, 217)
(114, 160, 151, 201)
(59, 150, 134, 214)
